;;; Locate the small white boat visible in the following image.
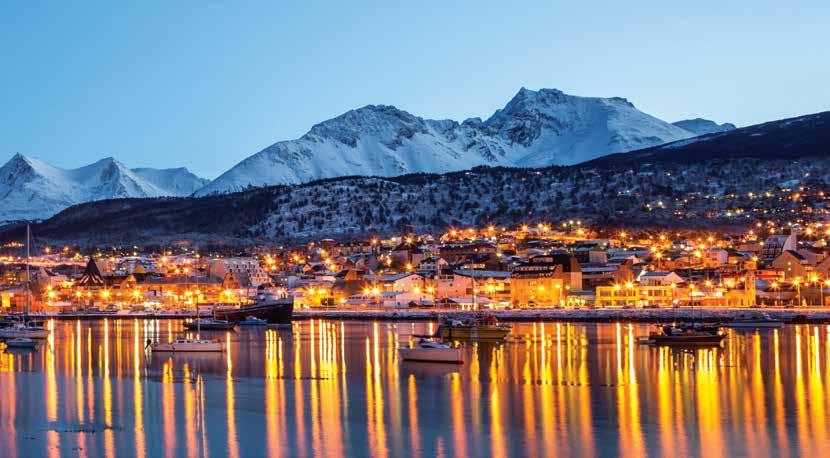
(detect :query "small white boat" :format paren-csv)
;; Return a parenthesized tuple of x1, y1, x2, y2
(399, 339, 463, 364)
(152, 338, 224, 352)
(183, 319, 236, 331)
(238, 316, 268, 326)
(4, 337, 37, 349)
(0, 323, 50, 339)
(725, 311, 784, 328)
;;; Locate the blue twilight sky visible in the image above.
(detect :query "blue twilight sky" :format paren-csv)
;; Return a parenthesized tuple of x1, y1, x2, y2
(1, 1, 828, 178)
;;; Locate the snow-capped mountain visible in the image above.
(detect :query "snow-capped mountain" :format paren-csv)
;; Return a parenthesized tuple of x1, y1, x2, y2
(672, 118, 736, 136)
(132, 167, 209, 196)
(196, 88, 697, 195)
(0, 154, 206, 222)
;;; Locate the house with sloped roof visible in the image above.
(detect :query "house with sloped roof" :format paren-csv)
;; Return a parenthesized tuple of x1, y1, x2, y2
(770, 250, 810, 279)
(762, 234, 797, 261)
(637, 270, 684, 286)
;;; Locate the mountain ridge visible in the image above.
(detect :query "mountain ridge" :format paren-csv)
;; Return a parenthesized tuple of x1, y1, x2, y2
(0, 154, 208, 222)
(12, 109, 827, 244)
(195, 87, 699, 195)
(672, 118, 736, 136)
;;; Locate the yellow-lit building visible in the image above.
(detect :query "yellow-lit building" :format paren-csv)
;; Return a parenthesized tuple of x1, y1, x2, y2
(595, 283, 677, 307)
(510, 276, 565, 307)
(597, 281, 758, 307)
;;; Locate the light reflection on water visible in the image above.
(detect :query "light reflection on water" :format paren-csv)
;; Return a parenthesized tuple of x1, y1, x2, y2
(1, 320, 830, 456)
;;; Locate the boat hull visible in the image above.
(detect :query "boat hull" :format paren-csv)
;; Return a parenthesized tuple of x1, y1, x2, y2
(650, 334, 726, 346)
(0, 328, 50, 339)
(183, 321, 237, 331)
(4, 338, 37, 349)
(214, 299, 294, 325)
(152, 341, 224, 352)
(725, 321, 784, 328)
(437, 325, 510, 341)
(238, 317, 268, 326)
(399, 347, 463, 363)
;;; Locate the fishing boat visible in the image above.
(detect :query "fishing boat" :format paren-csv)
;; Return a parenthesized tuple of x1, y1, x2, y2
(151, 338, 223, 352)
(399, 339, 463, 363)
(214, 293, 294, 325)
(724, 311, 784, 328)
(238, 316, 268, 326)
(183, 318, 237, 331)
(3, 337, 37, 349)
(436, 314, 511, 341)
(646, 324, 726, 346)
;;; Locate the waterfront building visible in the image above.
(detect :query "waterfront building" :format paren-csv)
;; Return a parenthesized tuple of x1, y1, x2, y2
(595, 283, 675, 307)
(510, 260, 566, 307)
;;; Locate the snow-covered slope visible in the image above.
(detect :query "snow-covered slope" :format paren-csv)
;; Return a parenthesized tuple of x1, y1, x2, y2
(0, 154, 206, 221)
(196, 88, 697, 195)
(132, 167, 209, 196)
(672, 118, 736, 136)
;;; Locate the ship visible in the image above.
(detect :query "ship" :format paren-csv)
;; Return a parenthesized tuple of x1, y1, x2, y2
(214, 293, 294, 325)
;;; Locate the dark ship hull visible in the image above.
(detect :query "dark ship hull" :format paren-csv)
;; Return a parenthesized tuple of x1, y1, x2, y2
(214, 297, 294, 324)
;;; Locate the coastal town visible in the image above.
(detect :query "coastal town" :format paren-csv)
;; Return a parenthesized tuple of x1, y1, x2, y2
(4, 218, 830, 317)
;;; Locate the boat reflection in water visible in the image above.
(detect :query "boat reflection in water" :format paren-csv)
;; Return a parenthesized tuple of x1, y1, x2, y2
(2, 319, 830, 456)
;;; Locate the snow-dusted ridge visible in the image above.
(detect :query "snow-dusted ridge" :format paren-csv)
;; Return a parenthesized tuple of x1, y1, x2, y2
(196, 88, 704, 195)
(0, 154, 207, 222)
(672, 118, 736, 136)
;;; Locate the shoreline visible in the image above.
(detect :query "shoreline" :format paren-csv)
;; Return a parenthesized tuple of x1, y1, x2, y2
(12, 307, 830, 324)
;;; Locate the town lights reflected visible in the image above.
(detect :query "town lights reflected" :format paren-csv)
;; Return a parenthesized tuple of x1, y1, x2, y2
(0, 321, 830, 454)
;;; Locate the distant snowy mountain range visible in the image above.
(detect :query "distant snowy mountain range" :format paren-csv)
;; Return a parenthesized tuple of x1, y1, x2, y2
(196, 88, 733, 195)
(17, 110, 827, 245)
(1, 87, 735, 221)
(0, 154, 207, 222)
(671, 118, 736, 136)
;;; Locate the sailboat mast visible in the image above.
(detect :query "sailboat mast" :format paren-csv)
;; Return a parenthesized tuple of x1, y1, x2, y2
(472, 274, 477, 310)
(25, 224, 30, 314)
(196, 262, 200, 337)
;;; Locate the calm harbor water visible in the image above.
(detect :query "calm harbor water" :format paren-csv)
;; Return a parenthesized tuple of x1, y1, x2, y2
(2, 320, 830, 457)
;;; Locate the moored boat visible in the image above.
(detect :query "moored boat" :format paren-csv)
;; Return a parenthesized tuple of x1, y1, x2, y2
(151, 338, 224, 352)
(0, 322, 50, 339)
(238, 316, 268, 326)
(1, 225, 51, 341)
(4, 337, 37, 349)
(183, 319, 237, 331)
(436, 314, 511, 341)
(725, 311, 784, 328)
(647, 324, 726, 346)
(214, 294, 294, 325)
(399, 339, 463, 364)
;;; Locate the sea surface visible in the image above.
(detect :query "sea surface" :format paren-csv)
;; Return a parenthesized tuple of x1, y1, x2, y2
(1, 320, 830, 457)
